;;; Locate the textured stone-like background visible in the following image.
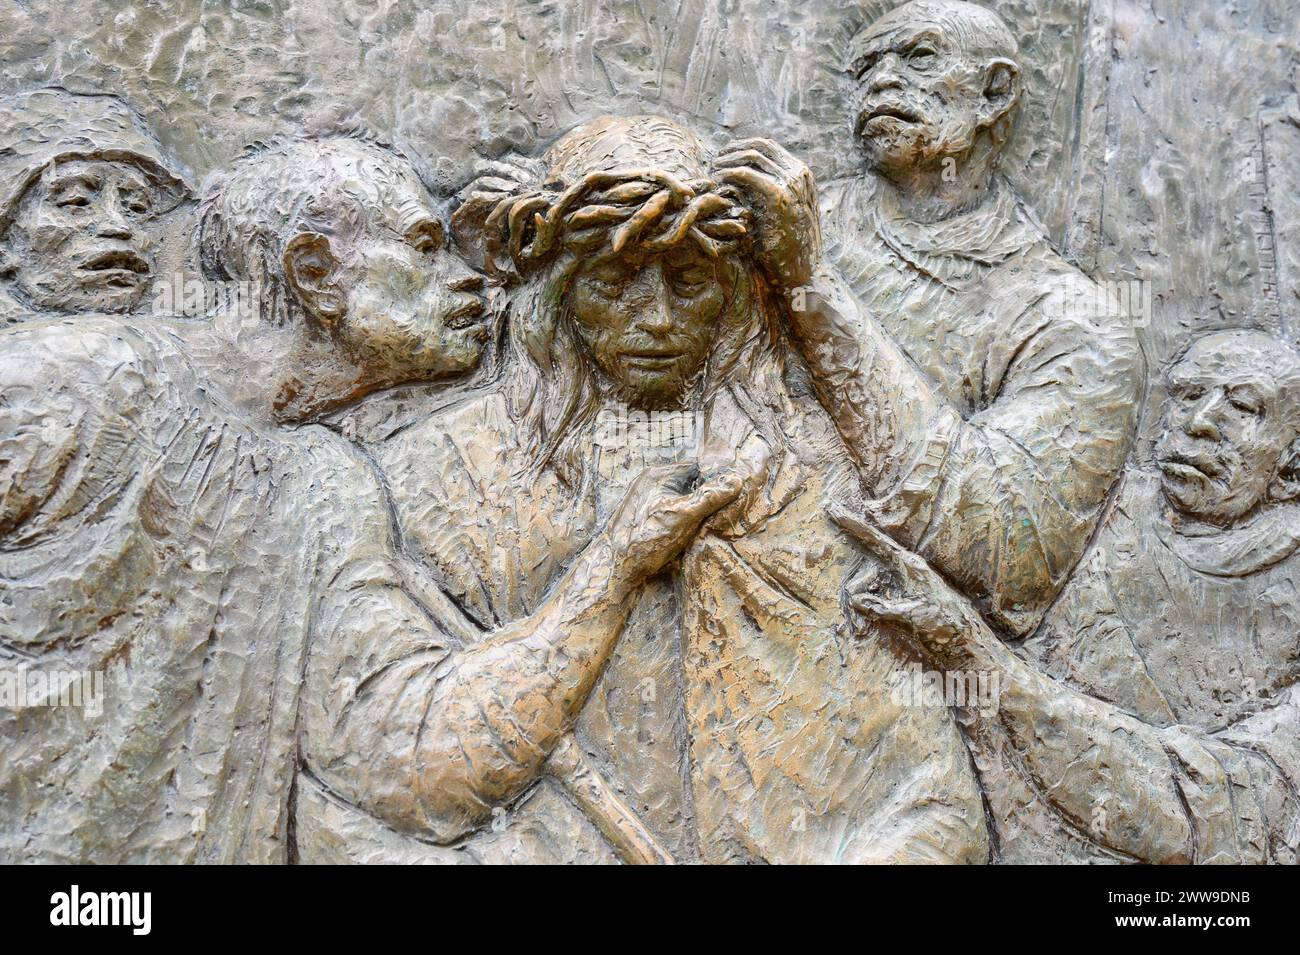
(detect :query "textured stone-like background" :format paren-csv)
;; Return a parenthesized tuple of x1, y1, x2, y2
(3, 0, 1297, 447)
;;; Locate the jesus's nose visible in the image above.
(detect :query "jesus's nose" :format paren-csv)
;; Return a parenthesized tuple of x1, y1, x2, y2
(635, 300, 674, 336)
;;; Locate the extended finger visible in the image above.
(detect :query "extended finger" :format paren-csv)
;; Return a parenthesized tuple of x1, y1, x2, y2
(713, 166, 787, 203)
(714, 148, 786, 179)
(826, 503, 908, 559)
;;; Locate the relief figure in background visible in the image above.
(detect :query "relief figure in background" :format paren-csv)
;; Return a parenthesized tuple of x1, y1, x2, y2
(0, 87, 191, 323)
(837, 330, 1300, 864)
(301, 114, 989, 865)
(720, 0, 1143, 637)
(0, 132, 487, 862)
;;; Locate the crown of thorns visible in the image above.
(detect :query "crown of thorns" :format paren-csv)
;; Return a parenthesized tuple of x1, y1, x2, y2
(482, 168, 751, 277)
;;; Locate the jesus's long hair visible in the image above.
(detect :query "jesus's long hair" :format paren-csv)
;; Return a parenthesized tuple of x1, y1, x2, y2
(471, 116, 792, 491)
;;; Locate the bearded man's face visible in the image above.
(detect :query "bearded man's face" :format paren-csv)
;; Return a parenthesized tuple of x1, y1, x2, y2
(566, 243, 727, 410)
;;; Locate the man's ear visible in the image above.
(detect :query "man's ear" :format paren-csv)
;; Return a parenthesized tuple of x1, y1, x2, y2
(1268, 435, 1300, 503)
(977, 57, 1021, 131)
(283, 232, 345, 323)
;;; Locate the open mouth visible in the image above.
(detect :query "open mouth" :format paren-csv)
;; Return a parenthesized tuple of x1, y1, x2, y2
(865, 104, 921, 124)
(444, 297, 486, 330)
(1158, 453, 1223, 481)
(79, 250, 150, 286)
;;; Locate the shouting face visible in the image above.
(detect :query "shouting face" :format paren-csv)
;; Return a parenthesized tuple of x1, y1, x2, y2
(1156, 334, 1300, 526)
(2, 159, 159, 313)
(848, 1, 1018, 182)
(288, 172, 488, 385)
(566, 244, 727, 410)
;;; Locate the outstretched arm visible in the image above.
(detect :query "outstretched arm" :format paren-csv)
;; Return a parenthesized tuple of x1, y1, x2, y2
(833, 506, 1296, 864)
(716, 142, 1142, 635)
(301, 463, 744, 845)
(796, 264, 1139, 634)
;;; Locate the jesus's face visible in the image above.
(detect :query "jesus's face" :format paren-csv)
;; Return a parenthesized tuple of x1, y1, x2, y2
(566, 243, 728, 410)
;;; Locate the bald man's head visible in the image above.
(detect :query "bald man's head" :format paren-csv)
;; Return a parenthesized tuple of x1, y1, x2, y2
(848, 1, 1022, 185)
(851, 1, 1018, 69)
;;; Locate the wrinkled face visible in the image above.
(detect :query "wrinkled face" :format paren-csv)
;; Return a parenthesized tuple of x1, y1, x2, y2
(849, 12, 991, 179)
(567, 244, 727, 410)
(336, 178, 487, 381)
(1156, 339, 1298, 526)
(2, 159, 159, 313)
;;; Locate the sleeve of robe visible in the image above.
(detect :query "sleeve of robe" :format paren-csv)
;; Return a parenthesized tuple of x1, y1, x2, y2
(804, 263, 1144, 636)
(298, 452, 574, 846)
(0, 323, 155, 652)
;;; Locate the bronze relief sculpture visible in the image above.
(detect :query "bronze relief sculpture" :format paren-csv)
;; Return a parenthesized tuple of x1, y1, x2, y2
(0, 88, 190, 322)
(1, 0, 1298, 866)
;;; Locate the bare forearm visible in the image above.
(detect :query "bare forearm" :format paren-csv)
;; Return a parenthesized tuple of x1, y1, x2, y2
(427, 534, 636, 775)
